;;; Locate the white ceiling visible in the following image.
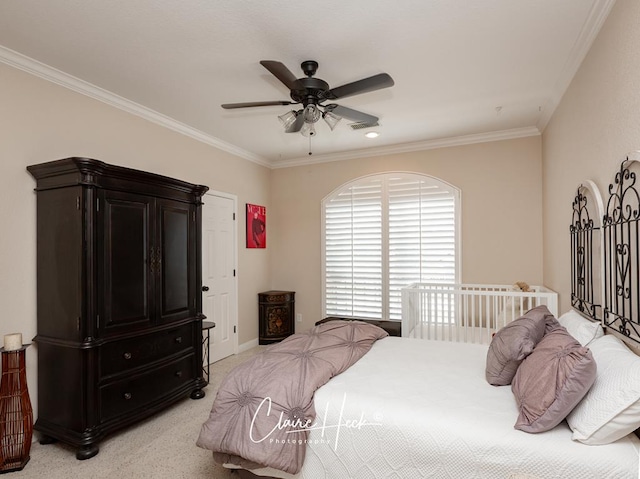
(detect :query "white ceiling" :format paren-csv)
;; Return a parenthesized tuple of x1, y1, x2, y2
(0, 0, 615, 168)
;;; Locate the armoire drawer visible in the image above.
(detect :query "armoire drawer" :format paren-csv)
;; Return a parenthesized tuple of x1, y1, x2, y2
(100, 323, 194, 377)
(100, 353, 195, 422)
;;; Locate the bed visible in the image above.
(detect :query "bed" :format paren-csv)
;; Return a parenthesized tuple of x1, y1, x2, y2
(219, 336, 640, 479)
(198, 154, 640, 479)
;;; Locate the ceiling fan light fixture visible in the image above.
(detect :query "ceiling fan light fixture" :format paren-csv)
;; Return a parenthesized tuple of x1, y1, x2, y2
(278, 110, 298, 130)
(322, 111, 342, 131)
(302, 104, 321, 124)
(300, 122, 316, 137)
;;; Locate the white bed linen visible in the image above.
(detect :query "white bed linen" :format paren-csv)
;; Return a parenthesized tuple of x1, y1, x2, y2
(226, 337, 640, 479)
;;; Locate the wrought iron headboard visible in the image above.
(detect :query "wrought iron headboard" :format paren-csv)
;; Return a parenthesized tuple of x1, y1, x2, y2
(603, 153, 640, 344)
(570, 180, 604, 322)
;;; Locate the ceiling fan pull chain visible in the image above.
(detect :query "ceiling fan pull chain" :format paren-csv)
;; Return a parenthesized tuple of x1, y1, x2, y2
(308, 135, 313, 156)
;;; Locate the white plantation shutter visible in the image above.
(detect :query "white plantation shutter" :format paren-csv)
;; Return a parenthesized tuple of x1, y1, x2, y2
(324, 177, 383, 318)
(388, 175, 457, 319)
(323, 173, 459, 320)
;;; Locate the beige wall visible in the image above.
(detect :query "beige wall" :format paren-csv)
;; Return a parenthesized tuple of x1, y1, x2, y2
(542, 0, 640, 313)
(270, 136, 544, 332)
(0, 62, 271, 412)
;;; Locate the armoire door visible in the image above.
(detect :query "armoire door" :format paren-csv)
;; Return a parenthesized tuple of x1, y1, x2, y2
(156, 198, 196, 324)
(98, 190, 154, 334)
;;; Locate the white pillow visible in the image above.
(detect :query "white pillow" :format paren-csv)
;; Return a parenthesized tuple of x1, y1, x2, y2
(566, 334, 640, 445)
(557, 309, 604, 346)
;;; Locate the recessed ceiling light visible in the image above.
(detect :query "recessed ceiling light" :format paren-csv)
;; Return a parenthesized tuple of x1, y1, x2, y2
(365, 131, 379, 139)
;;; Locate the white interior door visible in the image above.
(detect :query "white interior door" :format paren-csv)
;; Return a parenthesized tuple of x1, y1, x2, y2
(202, 192, 237, 363)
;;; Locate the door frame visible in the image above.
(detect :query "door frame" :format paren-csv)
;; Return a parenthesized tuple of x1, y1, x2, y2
(202, 190, 239, 360)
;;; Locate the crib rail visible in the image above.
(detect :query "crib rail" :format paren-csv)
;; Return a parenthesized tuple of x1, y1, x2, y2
(401, 283, 558, 344)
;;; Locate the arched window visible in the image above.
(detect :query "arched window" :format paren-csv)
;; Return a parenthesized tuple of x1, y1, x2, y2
(322, 172, 460, 321)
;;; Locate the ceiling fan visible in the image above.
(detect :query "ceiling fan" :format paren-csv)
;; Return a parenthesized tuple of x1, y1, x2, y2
(221, 60, 394, 137)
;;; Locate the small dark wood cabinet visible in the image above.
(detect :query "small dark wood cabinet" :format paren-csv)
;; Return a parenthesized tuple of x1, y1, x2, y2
(258, 291, 295, 344)
(27, 158, 209, 460)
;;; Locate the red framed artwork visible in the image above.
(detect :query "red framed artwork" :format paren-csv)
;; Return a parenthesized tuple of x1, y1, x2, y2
(246, 203, 266, 248)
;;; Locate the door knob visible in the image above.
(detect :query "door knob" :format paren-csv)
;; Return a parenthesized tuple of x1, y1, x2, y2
(202, 286, 210, 291)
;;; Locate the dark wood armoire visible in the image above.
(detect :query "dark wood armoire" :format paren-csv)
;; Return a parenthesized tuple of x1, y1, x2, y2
(27, 158, 209, 460)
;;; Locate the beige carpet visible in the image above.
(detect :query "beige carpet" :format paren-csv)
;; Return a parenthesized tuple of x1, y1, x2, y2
(13, 347, 264, 479)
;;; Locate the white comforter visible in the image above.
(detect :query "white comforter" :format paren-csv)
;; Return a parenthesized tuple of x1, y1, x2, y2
(228, 337, 640, 479)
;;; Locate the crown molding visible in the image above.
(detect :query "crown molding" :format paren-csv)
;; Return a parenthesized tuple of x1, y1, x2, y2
(2, 44, 538, 171)
(271, 127, 541, 169)
(536, 0, 617, 132)
(0, 45, 270, 168)
(2, 0, 608, 172)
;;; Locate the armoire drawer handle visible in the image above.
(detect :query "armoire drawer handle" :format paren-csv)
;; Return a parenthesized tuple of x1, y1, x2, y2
(123, 352, 132, 360)
(175, 371, 183, 377)
(175, 337, 182, 344)
(123, 392, 132, 400)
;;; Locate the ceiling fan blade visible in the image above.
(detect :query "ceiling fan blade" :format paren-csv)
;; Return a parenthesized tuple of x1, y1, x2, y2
(221, 101, 294, 109)
(325, 104, 379, 124)
(325, 73, 394, 100)
(260, 61, 299, 90)
(285, 112, 305, 133)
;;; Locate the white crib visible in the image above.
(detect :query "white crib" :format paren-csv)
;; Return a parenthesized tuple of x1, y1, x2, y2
(401, 283, 558, 344)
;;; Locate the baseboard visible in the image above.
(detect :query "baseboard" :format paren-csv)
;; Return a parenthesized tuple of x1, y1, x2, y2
(238, 338, 259, 353)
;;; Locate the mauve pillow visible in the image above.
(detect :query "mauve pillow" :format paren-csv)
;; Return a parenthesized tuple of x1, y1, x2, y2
(544, 314, 564, 334)
(485, 305, 552, 386)
(511, 327, 597, 433)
